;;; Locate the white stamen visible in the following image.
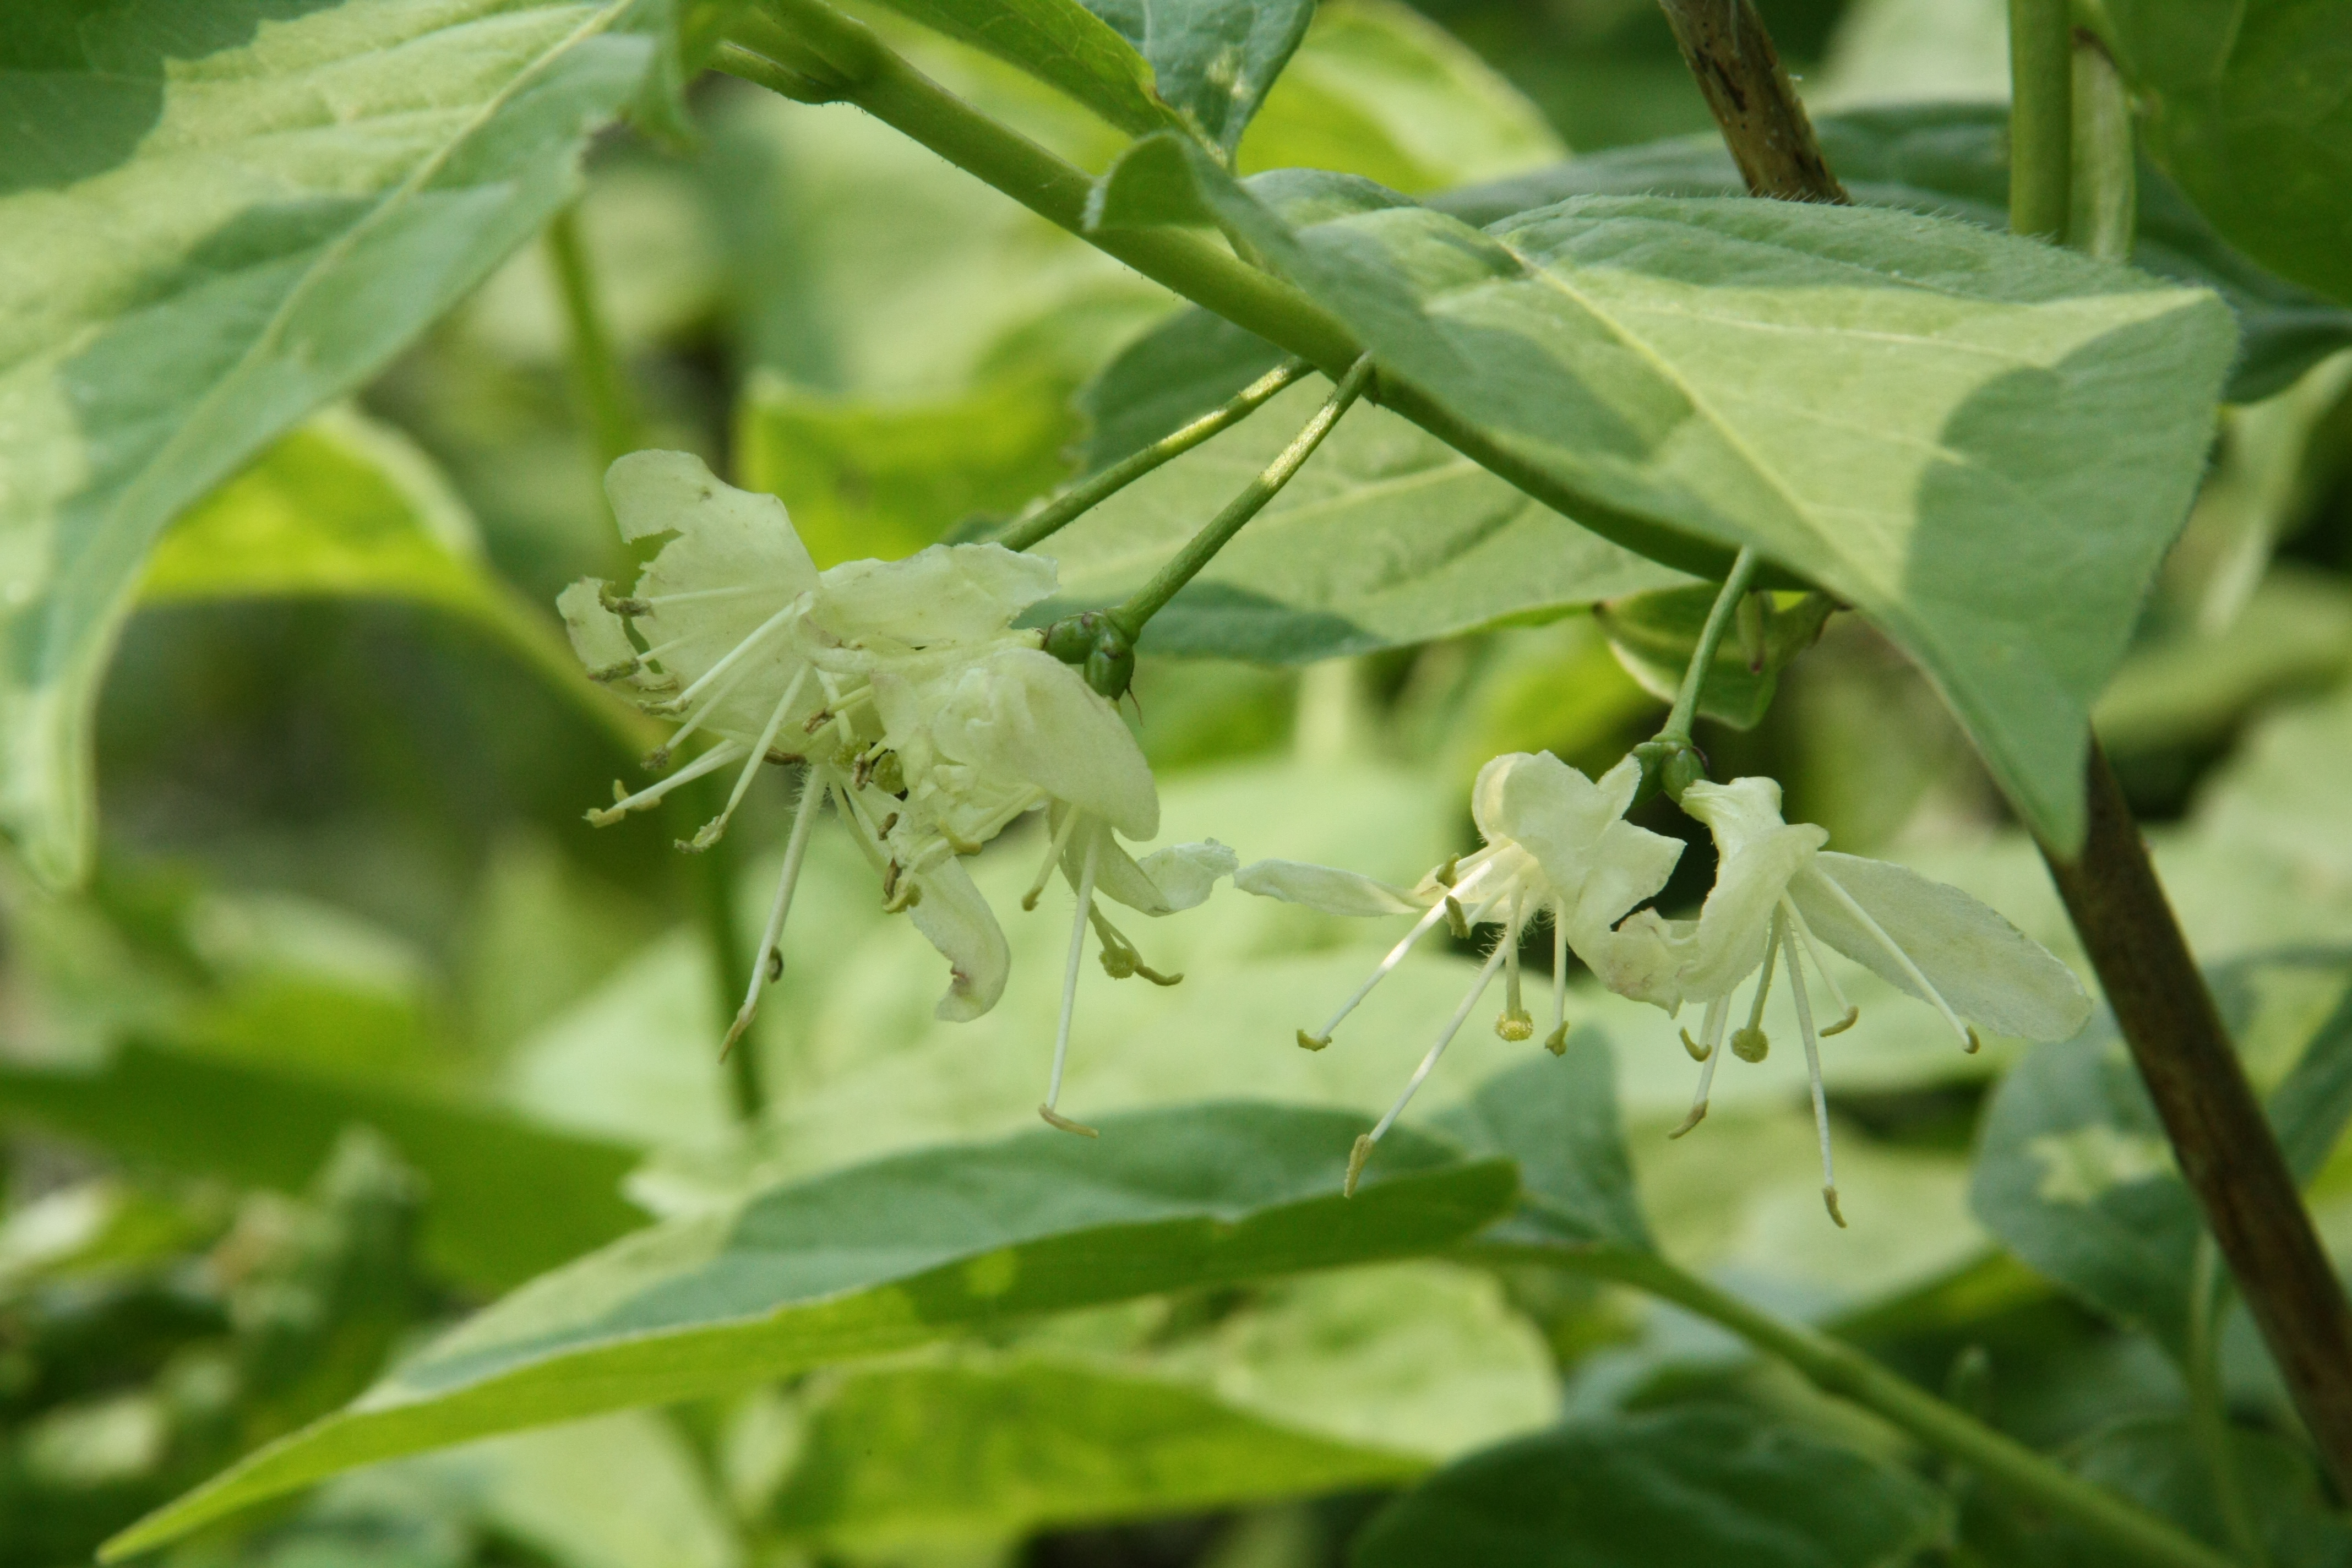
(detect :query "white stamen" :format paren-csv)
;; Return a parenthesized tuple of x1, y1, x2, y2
(1784, 903, 1859, 1035)
(662, 601, 799, 712)
(1784, 907, 1845, 1228)
(692, 666, 812, 850)
(720, 767, 827, 1060)
(588, 741, 747, 825)
(1546, 899, 1570, 1054)
(828, 775, 890, 873)
(1304, 858, 1501, 1047)
(1809, 870, 1970, 1048)
(1348, 936, 1511, 1195)
(1041, 820, 1103, 1137)
(1668, 995, 1730, 1138)
(662, 655, 767, 754)
(1024, 808, 1083, 911)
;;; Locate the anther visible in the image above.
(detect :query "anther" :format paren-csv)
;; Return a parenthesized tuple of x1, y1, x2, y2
(765, 949, 783, 982)
(1822, 1005, 1860, 1037)
(1544, 1023, 1569, 1056)
(1496, 1009, 1534, 1042)
(1823, 1186, 1847, 1228)
(1297, 1030, 1331, 1052)
(1681, 1028, 1712, 1061)
(1963, 1027, 1981, 1054)
(1344, 1134, 1375, 1197)
(1039, 1104, 1100, 1137)
(1444, 896, 1469, 939)
(1667, 1103, 1707, 1139)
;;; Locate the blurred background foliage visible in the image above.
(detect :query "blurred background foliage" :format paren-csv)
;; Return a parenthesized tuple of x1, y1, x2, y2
(9, 0, 2352, 1563)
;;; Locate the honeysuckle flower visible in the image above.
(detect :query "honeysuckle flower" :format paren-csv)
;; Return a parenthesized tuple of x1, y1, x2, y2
(1237, 752, 1683, 1193)
(871, 643, 1235, 1134)
(558, 451, 1060, 1051)
(1591, 775, 2091, 1226)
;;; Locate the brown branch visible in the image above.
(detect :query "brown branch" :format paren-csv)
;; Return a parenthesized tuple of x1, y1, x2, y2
(2042, 750, 2352, 1482)
(1656, 0, 2352, 1493)
(1654, 0, 1848, 204)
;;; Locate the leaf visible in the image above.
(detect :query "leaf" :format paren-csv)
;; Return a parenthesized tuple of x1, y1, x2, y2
(1435, 1038, 1653, 1253)
(0, 1039, 645, 1293)
(0, 0, 657, 889)
(1968, 950, 2352, 1357)
(734, 372, 1076, 566)
(106, 1104, 1516, 1556)
(1436, 104, 2352, 405)
(1238, 0, 1564, 193)
(1094, 137, 2236, 852)
(769, 1356, 1425, 1546)
(1593, 586, 1834, 732)
(1039, 309, 1689, 663)
(2104, 0, 2352, 306)
(1350, 1407, 1947, 1568)
(861, 0, 1179, 142)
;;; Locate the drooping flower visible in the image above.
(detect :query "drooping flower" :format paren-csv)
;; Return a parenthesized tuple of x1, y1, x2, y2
(558, 451, 1061, 1047)
(1237, 752, 1683, 1193)
(871, 642, 1235, 1134)
(1588, 776, 2090, 1225)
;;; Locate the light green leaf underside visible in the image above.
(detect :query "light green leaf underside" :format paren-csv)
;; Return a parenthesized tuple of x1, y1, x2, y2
(1102, 143, 2236, 848)
(863, 0, 1180, 141)
(1353, 1407, 1947, 1567)
(0, 0, 656, 889)
(1042, 312, 1687, 662)
(106, 1103, 1515, 1558)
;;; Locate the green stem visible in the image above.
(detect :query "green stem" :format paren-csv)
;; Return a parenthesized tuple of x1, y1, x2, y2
(995, 358, 1311, 553)
(545, 205, 646, 470)
(2187, 1237, 2268, 1566)
(1494, 1244, 2240, 1568)
(1107, 356, 1373, 638)
(2069, 28, 2137, 264)
(716, 2, 1734, 583)
(2007, 0, 2073, 241)
(1658, 546, 1760, 744)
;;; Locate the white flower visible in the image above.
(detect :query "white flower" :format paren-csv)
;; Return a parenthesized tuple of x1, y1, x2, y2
(872, 643, 1234, 1134)
(558, 451, 1058, 1050)
(1237, 752, 1683, 1193)
(1591, 776, 2091, 1226)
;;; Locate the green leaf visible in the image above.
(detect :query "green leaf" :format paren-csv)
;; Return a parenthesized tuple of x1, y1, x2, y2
(2104, 0, 2352, 307)
(2050, 1417, 2352, 1568)
(0, 0, 656, 889)
(734, 372, 1076, 565)
(1592, 586, 1833, 732)
(770, 1356, 1425, 1545)
(1095, 136, 2236, 851)
(1436, 104, 2352, 405)
(1969, 950, 2352, 1357)
(107, 1104, 1515, 1556)
(1435, 1037, 1653, 1253)
(1238, 0, 1564, 193)
(1041, 309, 1689, 663)
(1350, 1407, 1947, 1568)
(862, 0, 1180, 142)
(0, 1039, 645, 1293)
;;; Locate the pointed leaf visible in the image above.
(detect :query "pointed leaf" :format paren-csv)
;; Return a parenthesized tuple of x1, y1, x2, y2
(106, 1103, 1513, 1558)
(1435, 1036, 1654, 1253)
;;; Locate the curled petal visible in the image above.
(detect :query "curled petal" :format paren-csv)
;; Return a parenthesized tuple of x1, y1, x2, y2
(1566, 818, 1684, 937)
(816, 543, 1058, 650)
(1671, 822, 1825, 1001)
(1234, 859, 1426, 917)
(1088, 839, 1238, 916)
(1574, 908, 1689, 1012)
(557, 579, 638, 678)
(608, 450, 818, 590)
(1679, 776, 1797, 861)
(908, 852, 1011, 1022)
(1471, 751, 1620, 879)
(1791, 852, 2092, 1042)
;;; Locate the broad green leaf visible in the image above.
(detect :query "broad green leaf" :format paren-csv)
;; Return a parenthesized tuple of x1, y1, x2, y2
(1350, 1407, 1946, 1568)
(0, 0, 660, 888)
(769, 1357, 1424, 1546)
(1435, 1041, 1652, 1253)
(1592, 586, 1833, 732)
(861, 0, 1182, 144)
(2104, 0, 2352, 306)
(106, 1104, 1515, 1556)
(1435, 104, 2352, 404)
(0, 1039, 645, 1293)
(1239, 0, 1564, 193)
(1969, 950, 2352, 1357)
(1095, 137, 2236, 851)
(1039, 311, 1687, 663)
(734, 372, 1076, 565)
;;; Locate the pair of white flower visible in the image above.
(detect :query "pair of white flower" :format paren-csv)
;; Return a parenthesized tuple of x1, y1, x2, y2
(1244, 751, 2089, 1219)
(560, 452, 1231, 1134)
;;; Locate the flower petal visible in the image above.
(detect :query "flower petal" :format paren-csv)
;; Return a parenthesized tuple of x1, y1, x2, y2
(1566, 818, 1684, 937)
(557, 579, 639, 679)
(907, 852, 1010, 1022)
(1234, 859, 1426, 917)
(927, 647, 1158, 840)
(1090, 839, 1237, 915)
(1678, 776, 1795, 860)
(1672, 821, 1825, 1001)
(816, 543, 1058, 650)
(608, 450, 817, 590)
(1791, 852, 2092, 1041)
(1471, 752, 1619, 878)
(1575, 908, 1690, 1012)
